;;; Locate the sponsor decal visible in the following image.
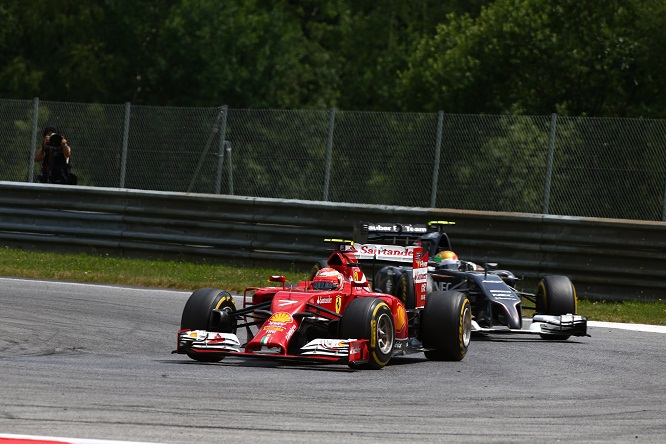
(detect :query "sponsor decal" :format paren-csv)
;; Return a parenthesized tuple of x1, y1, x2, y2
(395, 305, 407, 331)
(285, 325, 297, 341)
(214, 295, 234, 310)
(316, 296, 333, 304)
(351, 267, 367, 284)
(367, 223, 399, 232)
(349, 244, 417, 262)
(492, 295, 519, 300)
(263, 326, 285, 333)
(413, 246, 428, 307)
(269, 312, 293, 324)
(433, 281, 451, 291)
(208, 333, 227, 344)
(358, 244, 414, 257)
(413, 270, 428, 283)
(335, 295, 342, 314)
(365, 223, 428, 234)
(320, 340, 347, 350)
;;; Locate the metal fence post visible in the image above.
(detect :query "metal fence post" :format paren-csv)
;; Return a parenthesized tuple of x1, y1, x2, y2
(662, 184, 666, 222)
(322, 108, 336, 201)
(120, 102, 131, 188)
(188, 106, 226, 193)
(543, 113, 558, 214)
(226, 141, 234, 195)
(430, 111, 444, 207)
(28, 97, 40, 182)
(215, 105, 229, 194)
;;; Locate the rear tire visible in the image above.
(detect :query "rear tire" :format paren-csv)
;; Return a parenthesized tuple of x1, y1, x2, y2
(395, 271, 415, 309)
(340, 298, 395, 369)
(309, 259, 329, 281)
(180, 288, 237, 362)
(373, 267, 397, 295)
(535, 276, 577, 340)
(421, 291, 471, 361)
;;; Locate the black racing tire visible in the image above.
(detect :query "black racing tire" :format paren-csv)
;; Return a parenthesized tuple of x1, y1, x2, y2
(395, 270, 415, 309)
(421, 291, 471, 361)
(309, 259, 329, 281)
(372, 267, 397, 295)
(535, 275, 577, 340)
(180, 288, 237, 362)
(340, 297, 395, 370)
(536, 275, 577, 315)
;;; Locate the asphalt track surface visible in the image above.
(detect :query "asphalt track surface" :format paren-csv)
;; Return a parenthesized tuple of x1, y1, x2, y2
(0, 278, 664, 443)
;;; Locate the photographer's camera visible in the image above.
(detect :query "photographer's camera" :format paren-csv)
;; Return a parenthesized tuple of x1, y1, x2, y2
(48, 133, 63, 147)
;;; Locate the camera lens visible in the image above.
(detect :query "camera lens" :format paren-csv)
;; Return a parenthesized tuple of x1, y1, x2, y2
(49, 133, 63, 147)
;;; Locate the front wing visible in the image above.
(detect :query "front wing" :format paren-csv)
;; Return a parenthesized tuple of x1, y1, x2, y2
(176, 330, 370, 364)
(471, 314, 589, 337)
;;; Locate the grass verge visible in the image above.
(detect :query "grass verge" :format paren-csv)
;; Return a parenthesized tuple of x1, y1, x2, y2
(1, 247, 663, 325)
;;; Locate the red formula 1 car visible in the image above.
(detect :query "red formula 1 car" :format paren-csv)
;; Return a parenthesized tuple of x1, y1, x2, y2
(176, 241, 472, 369)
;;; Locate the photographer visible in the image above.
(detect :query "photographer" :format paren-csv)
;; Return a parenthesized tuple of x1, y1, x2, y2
(35, 126, 75, 184)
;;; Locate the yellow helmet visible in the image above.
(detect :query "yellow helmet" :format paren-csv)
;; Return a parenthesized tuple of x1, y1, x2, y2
(434, 250, 459, 270)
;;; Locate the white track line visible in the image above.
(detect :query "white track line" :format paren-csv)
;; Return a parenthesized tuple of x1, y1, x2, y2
(588, 320, 666, 334)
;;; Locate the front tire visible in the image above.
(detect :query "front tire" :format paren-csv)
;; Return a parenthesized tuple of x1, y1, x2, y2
(340, 297, 395, 369)
(180, 288, 237, 362)
(421, 291, 471, 361)
(535, 275, 577, 340)
(536, 275, 577, 315)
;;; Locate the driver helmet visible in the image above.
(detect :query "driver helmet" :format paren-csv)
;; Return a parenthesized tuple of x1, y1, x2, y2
(313, 267, 344, 290)
(434, 250, 459, 270)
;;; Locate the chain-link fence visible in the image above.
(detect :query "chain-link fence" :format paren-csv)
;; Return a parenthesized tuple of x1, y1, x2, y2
(3, 98, 666, 221)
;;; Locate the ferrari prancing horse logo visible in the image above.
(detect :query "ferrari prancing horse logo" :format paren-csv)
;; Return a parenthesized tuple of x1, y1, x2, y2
(335, 295, 342, 314)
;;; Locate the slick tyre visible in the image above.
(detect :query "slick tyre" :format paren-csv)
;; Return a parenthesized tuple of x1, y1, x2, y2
(309, 259, 329, 281)
(180, 288, 237, 362)
(421, 291, 471, 361)
(395, 271, 415, 309)
(373, 267, 397, 295)
(340, 298, 395, 370)
(535, 276, 577, 340)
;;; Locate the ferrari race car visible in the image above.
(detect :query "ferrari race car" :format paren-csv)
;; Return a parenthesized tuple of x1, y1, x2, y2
(319, 222, 588, 340)
(176, 240, 472, 369)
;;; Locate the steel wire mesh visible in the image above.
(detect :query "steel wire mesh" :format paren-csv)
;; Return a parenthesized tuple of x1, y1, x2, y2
(4, 98, 666, 221)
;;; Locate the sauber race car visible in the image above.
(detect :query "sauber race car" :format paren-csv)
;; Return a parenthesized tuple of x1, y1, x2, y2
(316, 222, 588, 340)
(175, 240, 472, 369)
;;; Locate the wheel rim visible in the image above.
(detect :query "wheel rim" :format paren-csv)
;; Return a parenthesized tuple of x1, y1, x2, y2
(462, 304, 472, 347)
(376, 312, 394, 354)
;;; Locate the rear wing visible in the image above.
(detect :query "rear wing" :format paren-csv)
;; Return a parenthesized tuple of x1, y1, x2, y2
(351, 221, 455, 261)
(339, 242, 418, 263)
(338, 242, 429, 309)
(353, 222, 429, 245)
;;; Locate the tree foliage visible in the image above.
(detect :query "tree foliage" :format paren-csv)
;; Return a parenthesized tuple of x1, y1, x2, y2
(1, 0, 665, 117)
(399, 0, 666, 117)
